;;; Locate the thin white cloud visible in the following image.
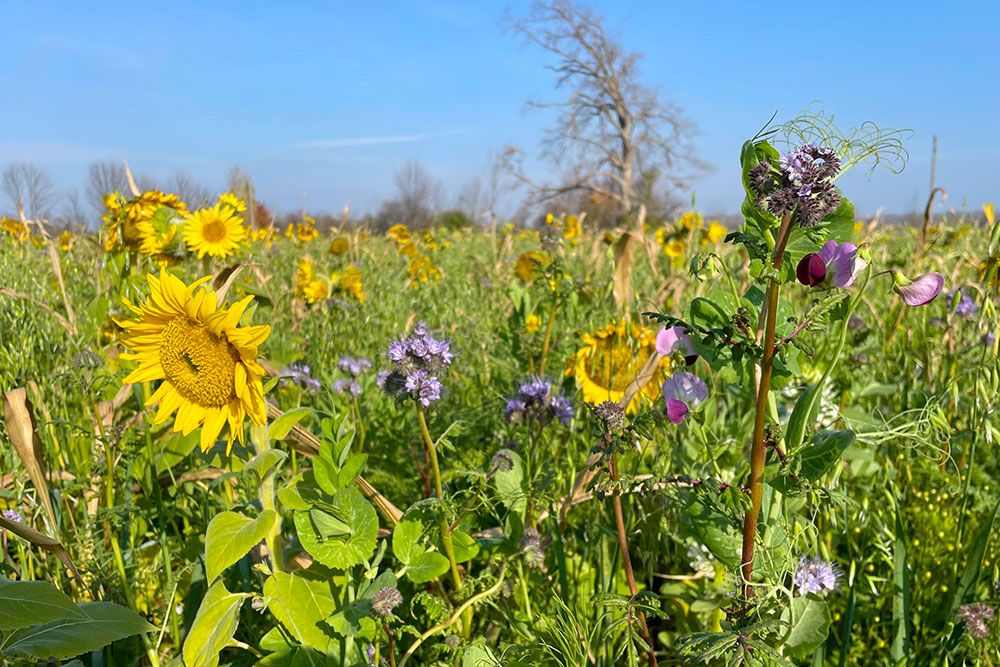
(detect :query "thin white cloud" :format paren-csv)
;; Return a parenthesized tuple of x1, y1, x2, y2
(294, 134, 430, 150)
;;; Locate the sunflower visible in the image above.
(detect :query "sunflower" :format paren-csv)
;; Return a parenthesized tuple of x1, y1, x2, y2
(397, 241, 419, 258)
(295, 223, 319, 242)
(514, 251, 552, 283)
(59, 230, 74, 252)
(302, 278, 330, 304)
(218, 192, 247, 213)
(329, 236, 350, 255)
(1, 216, 29, 242)
(117, 271, 270, 451)
(705, 221, 727, 244)
(664, 239, 685, 258)
(678, 211, 703, 231)
(183, 203, 247, 258)
(103, 191, 188, 254)
(387, 223, 411, 243)
(563, 214, 581, 242)
(407, 255, 442, 286)
(334, 264, 365, 303)
(566, 321, 668, 412)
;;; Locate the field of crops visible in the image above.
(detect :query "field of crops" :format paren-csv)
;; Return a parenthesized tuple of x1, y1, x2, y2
(0, 140, 998, 666)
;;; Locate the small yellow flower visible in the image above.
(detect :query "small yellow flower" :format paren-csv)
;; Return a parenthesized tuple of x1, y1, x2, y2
(705, 221, 727, 244)
(284, 224, 294, 239)
(545, 212, 555, 226)
(853, 220, 864, 235)
(387, 224, 411, 243)
(655, 227, 670, 246)
(58, 229, 74, 252)
(564, 214, 581, 241)
(664, 239, 685, 258)
(525, 313, 541, 333)
(333, 264, 366, 303)
(398, 241, 419, 257)
(985, 202, 995, 226)
(407, 255, 442, 286)
(302, 278, 330, 304)
(329, 236, 350, 255)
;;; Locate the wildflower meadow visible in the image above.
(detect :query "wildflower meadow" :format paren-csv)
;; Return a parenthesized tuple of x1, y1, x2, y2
(2, 2, 999, 666)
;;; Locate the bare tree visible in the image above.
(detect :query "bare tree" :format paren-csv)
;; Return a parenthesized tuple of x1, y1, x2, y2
(2, 162, 57, 218)
(458, 153, 506, 225)
(374, 160, 442, 230)
(86, 160, 129, 214)
(505, 1, 702, 220)
(227, 166, 256, 227)
(59, 190, 88, 230)
(166, 171, 210, 208)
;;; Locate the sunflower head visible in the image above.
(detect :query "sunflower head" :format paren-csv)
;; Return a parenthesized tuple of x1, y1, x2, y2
(295, 223, 319, 243)
(1, 216, 30, 243)
(117, 271, 271, 452)
(566, 321, 668, 413)
(218, 192, 247, 213)
(103, 191, 188, 254)
(329, 236, 350, 255)
(183, 204, 247, 259)
(387, 224, 410, 243)
(333, 264, 366, 303)
(514, 251, 552, 283)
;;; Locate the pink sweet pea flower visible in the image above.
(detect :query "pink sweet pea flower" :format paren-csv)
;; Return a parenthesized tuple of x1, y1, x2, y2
(796, 240, 864, 288)
(893, 271, 944, 307)
(662, 371, 708, 424)
(656, 326, 698, 365)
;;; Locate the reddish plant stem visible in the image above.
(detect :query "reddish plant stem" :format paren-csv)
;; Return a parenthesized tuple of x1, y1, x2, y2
(608, 454, 658, 667)
(740, 212, 794, 596)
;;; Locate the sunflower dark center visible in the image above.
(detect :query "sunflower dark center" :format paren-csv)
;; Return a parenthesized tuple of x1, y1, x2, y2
(160, 317, 238, 407)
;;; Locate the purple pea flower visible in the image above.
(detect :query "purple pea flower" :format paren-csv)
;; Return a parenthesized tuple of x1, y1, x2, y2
(655, 326, 698, 365)
(796, 240, 863, 288)
(661, 371, 708, 424)
(893, 271, 944, 307)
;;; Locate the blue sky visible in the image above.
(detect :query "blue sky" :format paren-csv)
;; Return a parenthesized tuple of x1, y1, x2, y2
(2, 1, 997, 218)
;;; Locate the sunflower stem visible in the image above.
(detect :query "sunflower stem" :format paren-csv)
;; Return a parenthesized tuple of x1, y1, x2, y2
(251, 422, 283, 573)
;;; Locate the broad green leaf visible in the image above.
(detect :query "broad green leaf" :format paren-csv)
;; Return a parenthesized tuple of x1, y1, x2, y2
(183, 581, 247, 667)
(782, 596, 831, 659)
(263, 571, 336, 653)
(494, 450, 526, 516)
(205, 510, 278, 583)
(294, 486, 377, 570)
(277, 474, 310, 511)
(799, 430, 855, 481)
(451, 529, 480, 563)
(0, 579, 87, 630)
(312, 456, 341, 495)
(245, 449, 288, 482)
(392, 520, 425, 565)
(269, 407, 312, 441)
(1, 602, 155, 661)
(259, 626, 294, 653)
(686, 499, 740, 569)
(339, 453, 368, 486)
(785, 384, 823, 454)
(254, 646, 334, 666)
(406, 551, 451, 584)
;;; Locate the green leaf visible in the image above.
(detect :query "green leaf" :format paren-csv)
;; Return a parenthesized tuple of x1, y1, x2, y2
(494, 450, 526, 517)
(263, 571, 336, 653)
(183, 581, 247, 667)
(277, 475, 310, 511)
(392, 520, 425, 565)
(294, 486, 377, 570)
(406, 551, 451, 584)
(0, 579, 87, 630)
(686, 499, 740, 569)
(245, 449, 288, 482)
(782, 597, 831, 659)
(312, 456, 341, 495)
(798, 430, 855, 481)
(785, 383, 823, 453)
(339, 453, 368, 486)
(269, 408, 312, 441)
(204, 510, 278, 583)
(451, 529, 480, 563)
(1, 602, 155, 661)
(951, 499, 999, 613)
(892, 498, 910, 661)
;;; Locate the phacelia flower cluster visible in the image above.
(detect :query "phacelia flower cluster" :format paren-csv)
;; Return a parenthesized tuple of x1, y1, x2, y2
(957, 602, 995, 640)
(283, 362, 321, 393)
(333, 356, 372, 396)
(2, 509, 22, 523)
(750, 144, 841, 227)
(793, 557, 840, 596)
(378, 322, 453, 407)
(504, 378, 574, 427)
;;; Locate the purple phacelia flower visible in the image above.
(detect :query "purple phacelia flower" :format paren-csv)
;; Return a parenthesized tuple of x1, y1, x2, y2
(957, 603, 994, 640)
(404, 369, 442, 407)
(2, 509, 21, 523)
(338, 356, 372, 376)
(284, 362, 321, 393)
(332, 379, 362, 396)
(504, 378, 573, 427)
(793, 557, 840, 596)
(949, 289, 978, 318)
(752, 143, 841, 227)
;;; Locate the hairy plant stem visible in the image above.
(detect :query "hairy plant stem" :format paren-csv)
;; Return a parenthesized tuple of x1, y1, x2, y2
(416, 406, 468, 628)
(740, 212, 794, 596)
(251, 423, 282, 573)
(608, 454, 658, 667)
(538, 296, 560, 374)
